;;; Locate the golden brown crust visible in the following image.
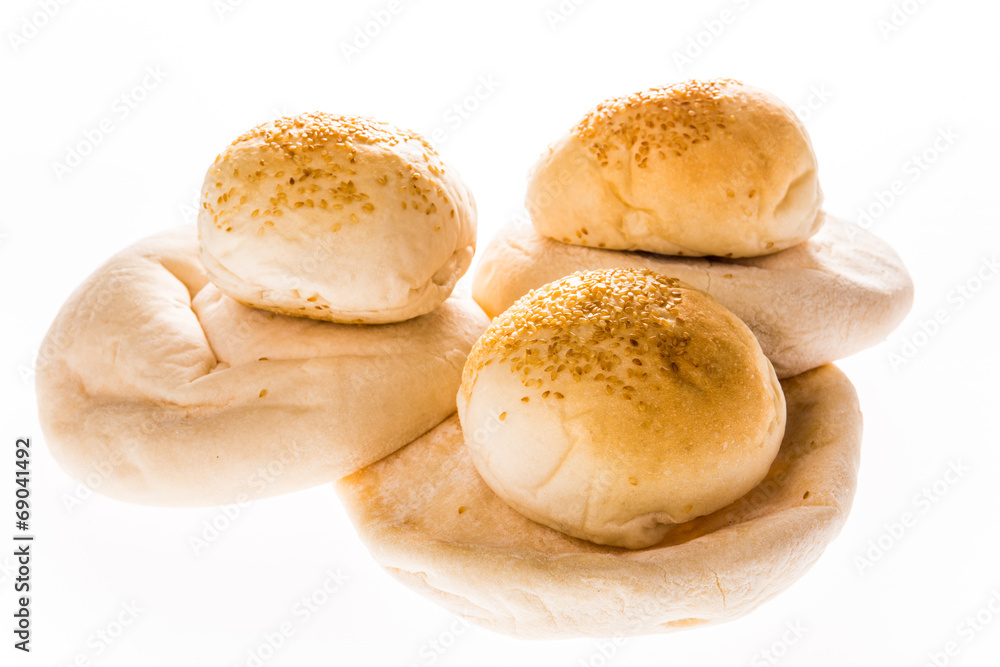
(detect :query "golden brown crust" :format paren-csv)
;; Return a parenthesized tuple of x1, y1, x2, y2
(527, 79, 823, 258)
(198, 112, 476, 324)
(337, 364, 862, 638)
(457, 268, 785, 548)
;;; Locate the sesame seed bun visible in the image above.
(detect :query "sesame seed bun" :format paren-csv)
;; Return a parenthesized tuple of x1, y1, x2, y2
(198, 112, 476, 324)
(527, 79, 823, 258)
(337, 363, 861, 638)
(35, 227, 490, 506)
(457, 268, 786, 549)
(473, 215, 914, 378)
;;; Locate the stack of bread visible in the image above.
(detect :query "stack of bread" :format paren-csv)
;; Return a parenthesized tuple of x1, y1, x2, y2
(36, 81, 914, 640)
(37, 112, 489, 505)
(336, 80, 913, 637)
(474, 79, 912, 378)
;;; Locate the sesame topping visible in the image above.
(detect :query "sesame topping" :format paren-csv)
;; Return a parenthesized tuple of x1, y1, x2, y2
(229, 111, 436, 155)
(463, 268, 695, 407)
(572, 79, 742, 169)
(201, 111, 457, 235)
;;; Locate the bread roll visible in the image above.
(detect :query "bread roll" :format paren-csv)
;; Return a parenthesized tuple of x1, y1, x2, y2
(35, 228, 490, 506)
(457, 268, 785, 549)
(198, 112, 476, 324)
(527, 79, 822, 258)
(337, 364, 861, 638)
(473, 215, 913, 378)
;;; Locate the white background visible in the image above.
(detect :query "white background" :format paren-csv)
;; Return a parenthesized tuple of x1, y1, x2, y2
(2, 0, 999, 665)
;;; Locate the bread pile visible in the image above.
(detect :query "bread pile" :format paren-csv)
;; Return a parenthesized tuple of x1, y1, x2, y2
(336, 80, 912, 637)
(474, 79, 912, 377)
(36, 84, 914, 639)
(340, 363, 861, 637)
(36, 112, 489, 505)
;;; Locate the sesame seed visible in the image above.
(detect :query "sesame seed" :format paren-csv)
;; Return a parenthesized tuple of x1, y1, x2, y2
(208, 112, 454, 239)
(463, 268, 697, 408)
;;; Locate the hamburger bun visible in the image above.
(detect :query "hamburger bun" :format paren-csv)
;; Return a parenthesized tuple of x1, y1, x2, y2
(527, 79, 822, 258)
(457, 268, 786, 549)
(198, 112, 476, 324)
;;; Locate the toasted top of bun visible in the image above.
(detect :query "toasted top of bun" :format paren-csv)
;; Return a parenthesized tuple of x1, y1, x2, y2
(527, 79, 823, 258)
(198, 112, 476, 323)
(457, 268, 785, 549)
(339, 364, 861, 638)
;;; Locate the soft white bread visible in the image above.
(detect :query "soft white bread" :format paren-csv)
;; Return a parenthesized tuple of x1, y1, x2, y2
(457, 269, 786, 549)
(338, 364, 861, 638)
(473, 215, 913, 378)
(198, 112, 476, 324)
(35, 228, 490, 506)
(527, 79, 823, 258)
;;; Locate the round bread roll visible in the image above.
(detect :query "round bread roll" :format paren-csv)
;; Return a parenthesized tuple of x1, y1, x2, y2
(198, 112, 476, 324)
(527, 79, 823, 258)
(457, 268, 786, 549)
(35, 228, 490, 506)
(473, 215, 914, 378)
(337, 364, 861, 638)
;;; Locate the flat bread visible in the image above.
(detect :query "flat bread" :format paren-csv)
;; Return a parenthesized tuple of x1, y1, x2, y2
(36, 227, 489, 506)
(337, 364, 862, 638)
(473, 215, 912, 378)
